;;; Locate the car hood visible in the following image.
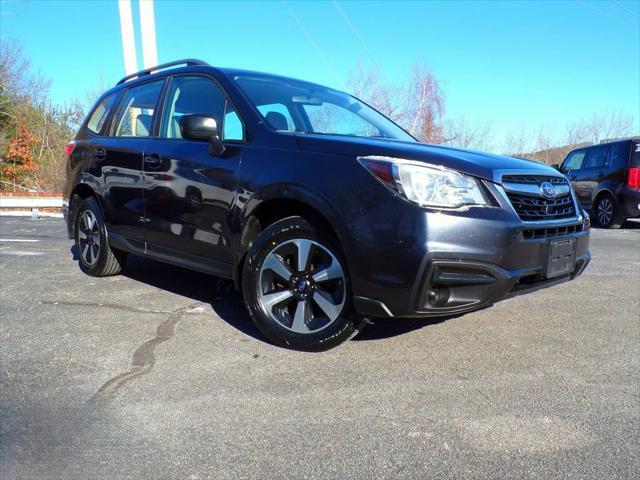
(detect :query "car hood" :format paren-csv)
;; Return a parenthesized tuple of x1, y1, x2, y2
(294, 134, 558, 183)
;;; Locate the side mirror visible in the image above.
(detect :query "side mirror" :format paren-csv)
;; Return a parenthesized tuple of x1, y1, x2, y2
(180, 114, 226, 157)
(550, 163, 560, 170)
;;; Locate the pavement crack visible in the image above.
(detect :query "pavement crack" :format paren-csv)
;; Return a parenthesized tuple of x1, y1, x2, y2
(88, 302, 205, 404)
(39, 300, 173, 315)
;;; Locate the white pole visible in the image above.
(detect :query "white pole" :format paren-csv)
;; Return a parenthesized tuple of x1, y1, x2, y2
(139, 0, 158, 68)
(117, 0, 138, 75)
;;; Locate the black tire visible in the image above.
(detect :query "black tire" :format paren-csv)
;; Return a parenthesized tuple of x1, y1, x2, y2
(242, 216, 357, 351)
(74, 197, 126, 276)
(594, 193, 624, 229)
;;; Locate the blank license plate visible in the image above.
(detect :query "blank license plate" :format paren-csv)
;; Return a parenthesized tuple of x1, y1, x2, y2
(546, 238, 576, 279)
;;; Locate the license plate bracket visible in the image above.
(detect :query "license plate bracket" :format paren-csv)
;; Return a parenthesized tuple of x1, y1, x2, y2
(546, 238, 576, 279)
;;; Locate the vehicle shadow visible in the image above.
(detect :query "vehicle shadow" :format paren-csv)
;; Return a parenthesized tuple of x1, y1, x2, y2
(113, 254, 455, 345)
(121, 254, 268, 344)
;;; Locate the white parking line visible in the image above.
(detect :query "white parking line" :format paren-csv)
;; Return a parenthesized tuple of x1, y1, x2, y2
(0, 251, 43, 256)
(0, 238, 40, 242)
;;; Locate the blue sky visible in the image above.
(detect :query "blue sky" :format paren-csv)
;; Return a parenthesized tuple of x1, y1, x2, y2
(2, 0, 639, 144)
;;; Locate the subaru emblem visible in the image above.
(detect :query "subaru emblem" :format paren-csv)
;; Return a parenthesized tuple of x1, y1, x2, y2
(540, 181, 556, 199)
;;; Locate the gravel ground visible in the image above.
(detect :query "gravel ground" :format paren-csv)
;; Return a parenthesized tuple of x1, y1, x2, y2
(1, 216, 638, 480)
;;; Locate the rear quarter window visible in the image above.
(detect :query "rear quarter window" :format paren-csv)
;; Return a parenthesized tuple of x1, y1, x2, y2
(86, 91, 119, 135)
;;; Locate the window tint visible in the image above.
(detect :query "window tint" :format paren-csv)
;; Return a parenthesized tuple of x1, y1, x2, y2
(562, 150, 586, 171)
(161, 75, 243, 141)
(303, 103, 379, 137)
(610, 142, 630, 169)
(112, 80, 163, 137)
(257, 103, 295, 131)
(86, 92, 119, 134)
(583, 146, 609, 169)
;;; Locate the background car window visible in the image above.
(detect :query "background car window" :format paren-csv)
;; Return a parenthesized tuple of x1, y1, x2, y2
(562, 150, 586, 171)
(112, 81, 163, 137)
(257, 103, 295, 131)
(610, 142, 630, 169)
(583, 145, 609, 169)
(303, 103, 379, 137)
(86, 92, 119, 135)
(161, 76, 242, 141)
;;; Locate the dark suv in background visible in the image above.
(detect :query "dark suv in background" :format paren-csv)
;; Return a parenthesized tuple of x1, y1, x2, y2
(64, 59, 591, 350)
(559, 138, 640, 228)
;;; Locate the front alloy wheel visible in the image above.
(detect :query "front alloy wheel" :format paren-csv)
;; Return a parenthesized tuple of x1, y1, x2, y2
(258, 238, 346, 334)
(242, 216, 357, 351)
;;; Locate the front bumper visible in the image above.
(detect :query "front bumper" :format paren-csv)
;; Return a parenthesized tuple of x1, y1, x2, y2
(348, 202, 591, 319)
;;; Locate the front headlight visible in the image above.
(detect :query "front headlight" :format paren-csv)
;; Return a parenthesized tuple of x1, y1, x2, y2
(358, 156, 489, 208)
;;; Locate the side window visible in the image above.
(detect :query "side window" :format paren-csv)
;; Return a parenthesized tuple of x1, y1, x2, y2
(583, 146, 609, 169)
(161, 75, 243, 141)
(86, 92, 119, 135)
(257, 103, 295, 131)
(562, 150, 586, 172)
(610, 142, 630, 169)
(112, 80, 163, 137)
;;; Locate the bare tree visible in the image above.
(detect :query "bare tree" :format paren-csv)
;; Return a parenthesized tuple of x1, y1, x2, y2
(502, 124, 532, 157)
(566, 110, 635, 145)
(443, 117, 493, 151)
(347, 60, 445, 143)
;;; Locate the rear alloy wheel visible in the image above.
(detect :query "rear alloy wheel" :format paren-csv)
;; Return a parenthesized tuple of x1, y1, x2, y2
(75, 197, 127, 276)
(595, 194, 623, 229)
(242, 216, 357, 350)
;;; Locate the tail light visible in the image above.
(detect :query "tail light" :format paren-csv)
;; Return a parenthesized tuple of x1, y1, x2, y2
(65, 141, 76, 157)
(628, 167, 640, 190)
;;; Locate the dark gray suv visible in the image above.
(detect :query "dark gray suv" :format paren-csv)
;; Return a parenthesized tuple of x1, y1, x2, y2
(64, 59, 591, 350)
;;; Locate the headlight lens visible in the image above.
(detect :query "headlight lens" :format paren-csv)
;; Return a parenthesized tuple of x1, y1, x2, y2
(359, 156, 489, 208)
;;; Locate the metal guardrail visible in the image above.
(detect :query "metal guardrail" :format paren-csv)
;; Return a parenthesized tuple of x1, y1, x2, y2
(0, 196, 63, 208)
(0, 196, 64, 218)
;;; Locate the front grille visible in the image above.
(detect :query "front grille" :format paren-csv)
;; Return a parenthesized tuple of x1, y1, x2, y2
(506, 191, 576, 221)
(522, 223, 584, 240)
(502, 174, 576, 221)
(502, 175, 568, 185)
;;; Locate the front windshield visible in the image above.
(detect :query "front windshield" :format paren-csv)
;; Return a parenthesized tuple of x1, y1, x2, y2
(234, 75, 416, 142)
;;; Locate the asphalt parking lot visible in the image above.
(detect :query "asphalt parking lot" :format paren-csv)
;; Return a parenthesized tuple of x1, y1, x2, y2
(0, 216, 638, 480)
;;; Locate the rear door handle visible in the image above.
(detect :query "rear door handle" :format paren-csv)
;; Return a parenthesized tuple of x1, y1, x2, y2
(597, 171, 605, 178)
(144, 154, 162, 169)
(94, 148, 106, 160)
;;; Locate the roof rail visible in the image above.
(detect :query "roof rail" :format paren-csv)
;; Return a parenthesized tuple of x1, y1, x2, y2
(116, 59, 209, 85)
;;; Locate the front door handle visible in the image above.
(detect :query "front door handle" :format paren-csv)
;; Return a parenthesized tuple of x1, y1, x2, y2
(597, 171, 605, 178)
(94, 148, 106, 160)
(144, 154, 162, 169)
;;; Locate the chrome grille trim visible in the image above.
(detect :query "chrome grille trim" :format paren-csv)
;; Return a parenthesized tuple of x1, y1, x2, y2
(493, 171, 582, 224)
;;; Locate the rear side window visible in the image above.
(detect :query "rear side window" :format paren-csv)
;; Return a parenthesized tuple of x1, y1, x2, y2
(86, 92, 119, 134)
(610, 142, 630, 169)
(562, 150, 586, 171)
(160, 75, 243, 141)
(583, 145, 610, 169)
(111, 80, 164, 137)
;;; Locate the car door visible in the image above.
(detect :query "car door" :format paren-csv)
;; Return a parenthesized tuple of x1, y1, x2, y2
(560, 149, 587, 204)
(92, 79, 165, 244)
(574, 145, 610, 206)
(142, 74, 245, 269)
